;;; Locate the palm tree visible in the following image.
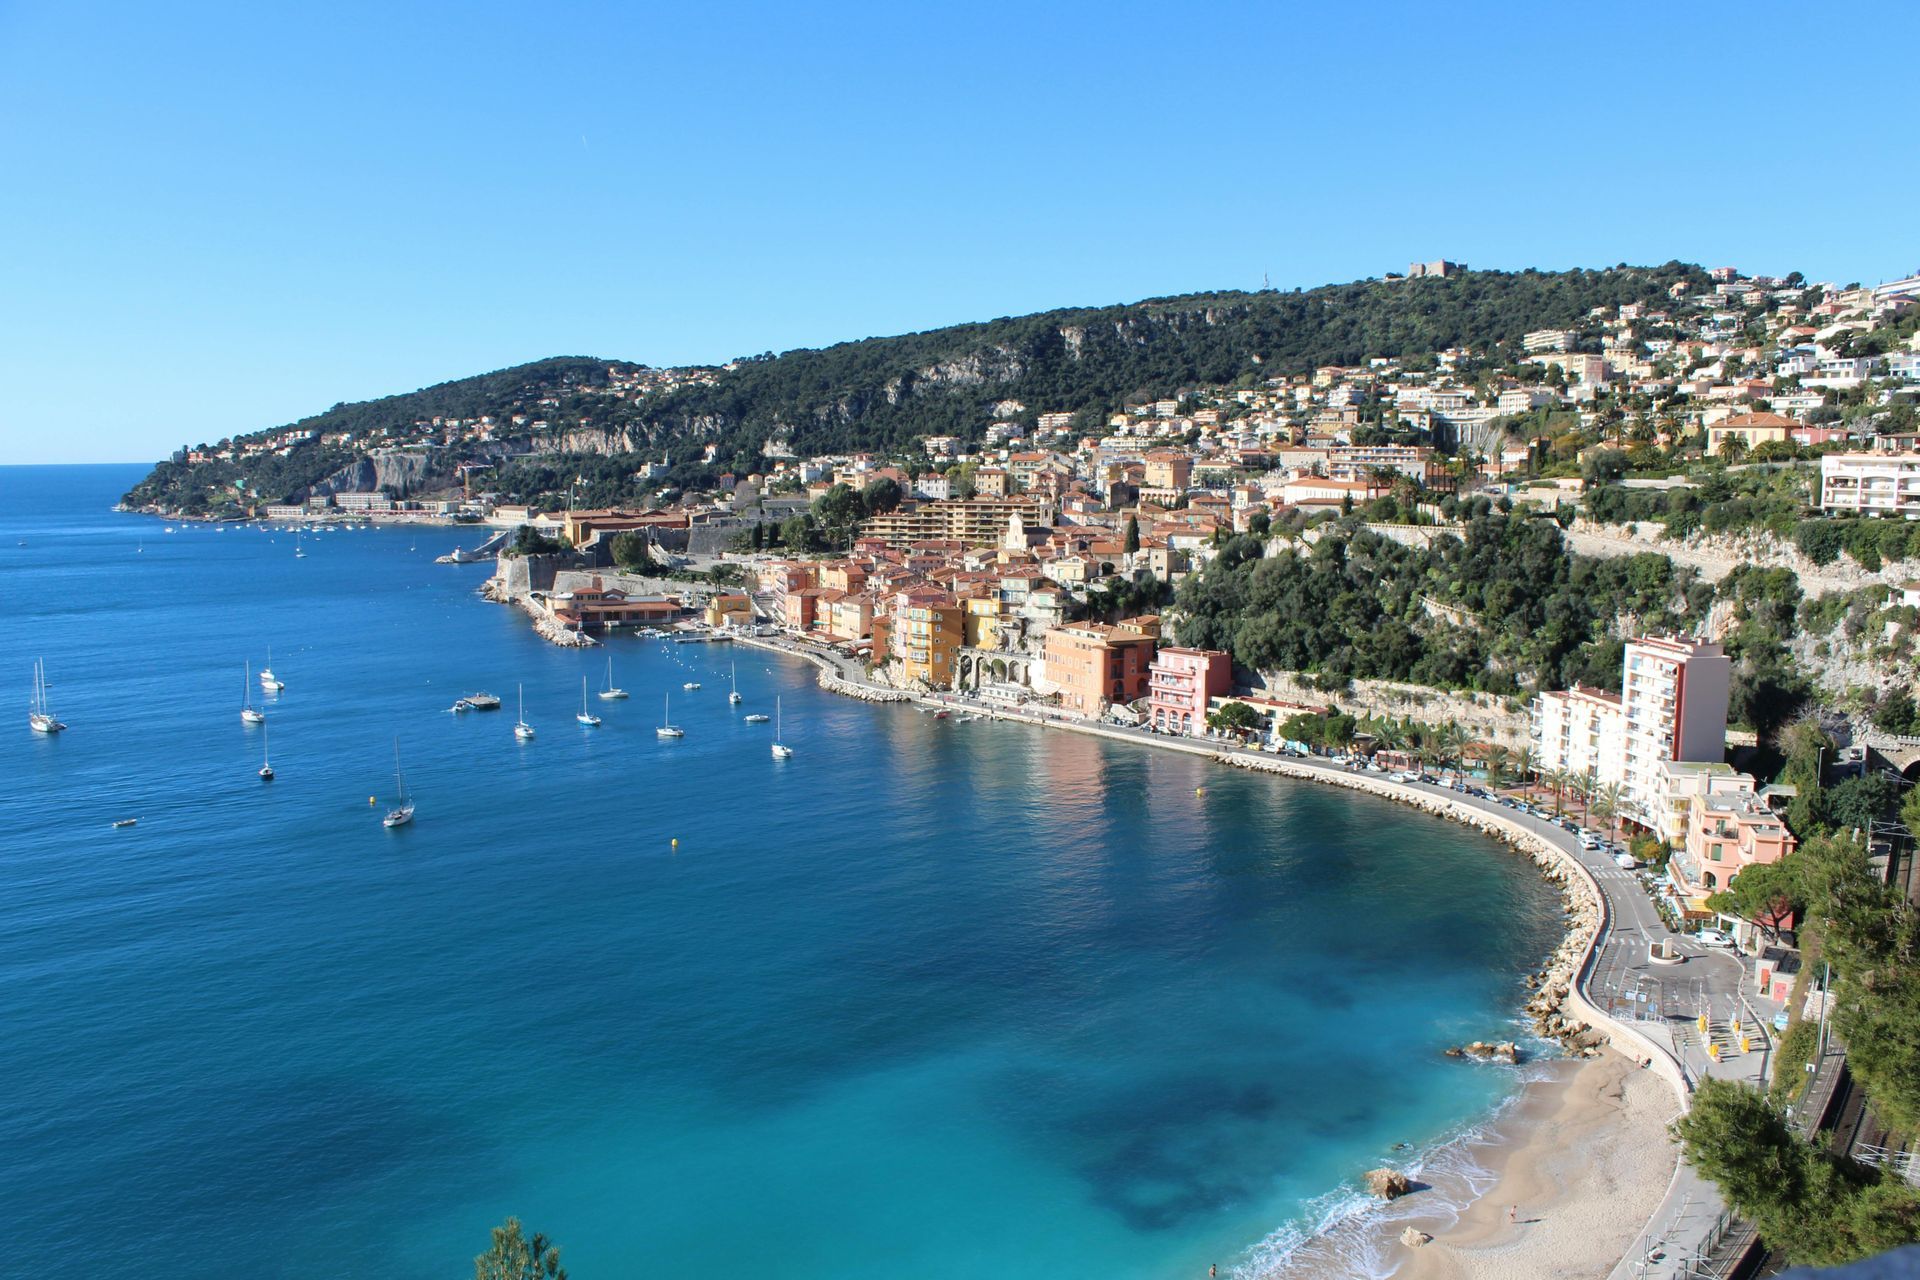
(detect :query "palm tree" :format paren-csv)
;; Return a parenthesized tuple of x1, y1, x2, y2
(1544, 768, 1570, 816)
(1592, 782, 1625, 842)
(1569, 770, 1596, 822)
(1437, 722, 1469, 781)
(1485, 745, 1512, 789)
(1511, 746, 1538, 794)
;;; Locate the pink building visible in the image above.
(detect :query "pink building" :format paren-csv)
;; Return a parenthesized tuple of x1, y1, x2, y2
(1669, 790, 1797, 922)
(1147, 647, 1232, 734)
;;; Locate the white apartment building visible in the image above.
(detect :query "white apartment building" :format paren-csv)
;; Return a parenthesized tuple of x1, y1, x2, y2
(1532, 685, 1627, 787)
(1532, 637, 1732, 830)
(1821, 453, 1920, 518)
(1523, 329, 1574, 354)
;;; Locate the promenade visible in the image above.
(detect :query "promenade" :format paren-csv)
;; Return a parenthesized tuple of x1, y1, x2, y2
(736, 631, 1771, 1280)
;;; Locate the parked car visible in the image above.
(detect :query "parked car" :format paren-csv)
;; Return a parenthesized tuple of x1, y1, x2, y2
(1695, 928, 1734, 948)
(1613, 852, 1640, 870)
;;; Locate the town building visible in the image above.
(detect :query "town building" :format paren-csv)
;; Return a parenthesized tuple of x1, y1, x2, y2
(1042, 619, 1159, 719)
(1821, 452, 1920, 518)
(1146, 647, 1232, 734)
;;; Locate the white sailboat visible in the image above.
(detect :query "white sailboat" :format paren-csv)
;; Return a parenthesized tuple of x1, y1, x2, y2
(241, 662, 266, 724)
(28, 658, 66, 734)
(598, 655, 628, 700)
(514, 683, 535, 740)
(259, 721, 275, 781)
(771, 696, 793, 760)
(656, 691, 684, 739)
(293, 530, 307, 559)
(729, 662, 743, 705)
(576, 677, 601, 727)
(259, 647, 284, 691)
(382, 741, 413, 827)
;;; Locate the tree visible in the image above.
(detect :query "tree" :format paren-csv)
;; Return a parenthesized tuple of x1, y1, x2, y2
(1591, 782, 1624, 840)
(1705, 860, 1801, 942)
(751, 521, 766, 551)
(608, 530, 654, 571)
(1207, 700, 1261, 735)
(1123, 515, 1141, 554)
(861, 475, 903, 515)
(475, 1217, 567, 1280)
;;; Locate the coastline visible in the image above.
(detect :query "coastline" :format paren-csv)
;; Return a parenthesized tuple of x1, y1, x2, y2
(730, 632, 1692, 1279)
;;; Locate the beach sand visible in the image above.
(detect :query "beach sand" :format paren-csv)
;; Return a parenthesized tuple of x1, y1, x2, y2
(1259, 1050, 1681, 1280)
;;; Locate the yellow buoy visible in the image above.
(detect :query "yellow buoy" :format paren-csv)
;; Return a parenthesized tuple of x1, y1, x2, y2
(368, 796, 376, 805)
(671, 837, 679, 848)
(1195, 787, 1206, 796)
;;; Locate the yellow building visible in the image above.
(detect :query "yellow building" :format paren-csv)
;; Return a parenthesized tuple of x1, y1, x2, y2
(893, 588, 963, 688)
(962, 595, 1004, 650)
(704, 593, 754, 629)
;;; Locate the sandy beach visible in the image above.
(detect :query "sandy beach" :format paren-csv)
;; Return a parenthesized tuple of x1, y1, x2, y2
(1262, 1051, 1681, 1280)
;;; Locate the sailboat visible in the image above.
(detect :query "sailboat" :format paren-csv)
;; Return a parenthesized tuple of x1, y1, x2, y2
(728, 662, 743, 705)
(259, 648, 284, 691)
(576, 677, 602, 727)
(514, 683, 535, 740)
(259, 721, 275, 781)
(241, 662, 266, 724)
(28, 658, 66, 734)
(382, 741, 414, 827)
(293, 530, 307, 559)
(656, 691, 684, 739)
(771, 696, 794, 760)
(598, 655, 628, 700)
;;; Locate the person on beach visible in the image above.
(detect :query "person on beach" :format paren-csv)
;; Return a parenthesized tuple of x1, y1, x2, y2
(1508, 1204, 1517, 1225)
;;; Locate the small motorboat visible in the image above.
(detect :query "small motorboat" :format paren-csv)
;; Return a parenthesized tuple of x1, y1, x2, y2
(112, 817, 138, 829)
(682, 681, 702, 691)
(743, 713, 770, 724)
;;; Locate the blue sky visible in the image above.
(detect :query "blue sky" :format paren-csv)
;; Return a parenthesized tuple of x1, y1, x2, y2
(1, 0, 1915, 464)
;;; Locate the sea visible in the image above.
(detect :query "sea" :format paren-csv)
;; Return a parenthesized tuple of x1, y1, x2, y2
(0, 464, 1566, 1280)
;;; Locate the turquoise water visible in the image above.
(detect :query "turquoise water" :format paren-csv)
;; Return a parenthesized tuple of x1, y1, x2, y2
(0, 465, 1564, 1279)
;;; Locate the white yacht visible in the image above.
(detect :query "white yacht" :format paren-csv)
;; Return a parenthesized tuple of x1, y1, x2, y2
(259, 721, 275, 781)
(28, 658, 65, 734)
(383, 741, 414, 827)
(728, 662, 743, 705)
(241, 662, 265, 724)
(599, 655, 628, 700)
(259, 648, 284, 692)
(514, 684, 535, 740)
(771, 696, 794, 760)
(576, 678, 601, 727)
(656, 692, 684, 739)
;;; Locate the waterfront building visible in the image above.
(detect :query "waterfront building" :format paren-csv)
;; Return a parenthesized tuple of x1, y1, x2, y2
(704, 593, 754, 630)
(1530, 636, 1731, 830)
(890, 588, 963, 688)
(1652, 760, 1754, 845)
(1146, 647, 1232, 735)
(1042, 619, 1158, 720)
(1820, 452, 1920, 518)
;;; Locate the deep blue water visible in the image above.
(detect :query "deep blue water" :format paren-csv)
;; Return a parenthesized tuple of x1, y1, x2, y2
(0, 465, 1564, 1279)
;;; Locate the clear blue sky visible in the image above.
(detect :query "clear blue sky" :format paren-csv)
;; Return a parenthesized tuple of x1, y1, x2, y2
(2, 0, 1915, 464)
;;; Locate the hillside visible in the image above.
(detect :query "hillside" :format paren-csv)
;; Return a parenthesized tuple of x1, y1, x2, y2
(125, 263, 1711, 513)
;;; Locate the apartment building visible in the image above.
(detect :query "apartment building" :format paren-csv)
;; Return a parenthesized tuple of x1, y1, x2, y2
(1531, 637, 1731, 830)
(1043, 621, 1158, 719)
(859, 497, 1050, 550)
(1668, 789, 1797, 920)
(1523, 329, 1574, 354)
(890, 588, 963, 688)
(1146, 647, 1231, 734)
(1821, 453, 1920, 518)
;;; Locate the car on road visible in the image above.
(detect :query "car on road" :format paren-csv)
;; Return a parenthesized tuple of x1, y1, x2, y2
(1613, 852, 1640, 870)
(1694, 928, 1735, 948)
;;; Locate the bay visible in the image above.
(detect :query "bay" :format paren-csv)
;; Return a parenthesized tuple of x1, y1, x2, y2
(0, 465, 1564, 1279)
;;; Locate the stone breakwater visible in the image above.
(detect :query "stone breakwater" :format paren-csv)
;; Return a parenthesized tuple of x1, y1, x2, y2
(1213, 753, 1609, 1059)
(479, 576, 597, 647)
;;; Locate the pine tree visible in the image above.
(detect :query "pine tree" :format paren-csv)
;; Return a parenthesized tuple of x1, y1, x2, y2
(1123, 515, 1140, 554)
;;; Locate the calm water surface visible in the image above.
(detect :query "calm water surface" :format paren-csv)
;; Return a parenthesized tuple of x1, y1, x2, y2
(0, 465, 1563, 1279)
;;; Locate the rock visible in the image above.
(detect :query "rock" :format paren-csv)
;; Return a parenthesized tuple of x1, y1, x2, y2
(1493, 1041, 1519, 1064)
(1401, 1228, 1433, 1248)
(1366, 1168, 1413, 1200)
(1443, 1046, 1464, 1058)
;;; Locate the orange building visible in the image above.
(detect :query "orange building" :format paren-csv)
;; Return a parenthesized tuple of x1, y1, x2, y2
(891, 587, 963, 688)
(1043, 620, 1158, 718)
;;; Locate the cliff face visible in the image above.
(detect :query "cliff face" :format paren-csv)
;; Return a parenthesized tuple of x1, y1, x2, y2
(309, 450, 446, 498)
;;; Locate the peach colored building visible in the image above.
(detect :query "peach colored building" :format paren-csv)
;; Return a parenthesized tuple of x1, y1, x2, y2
(1043, 621, 1158, 719)
(1667, 789, 1796, 920)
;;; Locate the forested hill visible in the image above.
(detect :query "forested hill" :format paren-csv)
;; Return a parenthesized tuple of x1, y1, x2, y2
(127, 263, 1709, 511)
